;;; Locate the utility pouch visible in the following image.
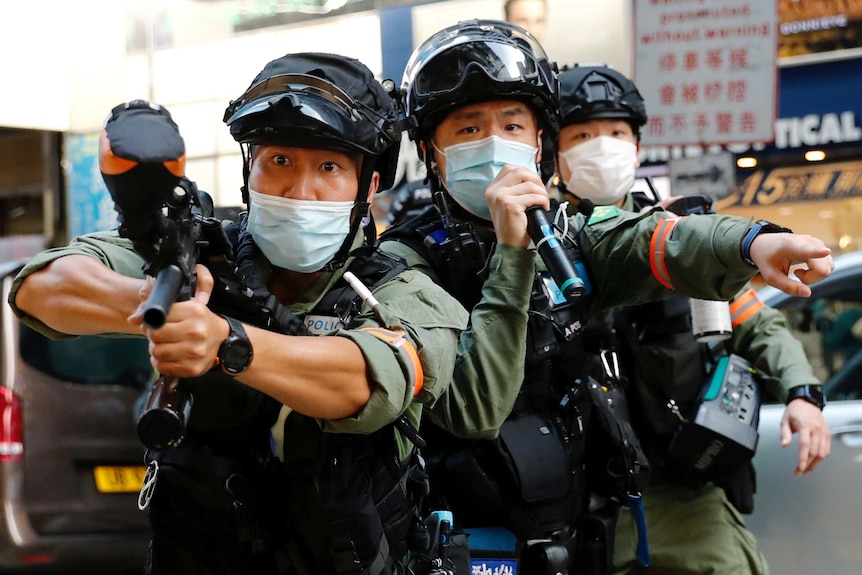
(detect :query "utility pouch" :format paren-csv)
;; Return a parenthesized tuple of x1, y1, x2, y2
(584, 379, 651, 500)
(498, 413, 570, 503)
(442, 413, 580, 538)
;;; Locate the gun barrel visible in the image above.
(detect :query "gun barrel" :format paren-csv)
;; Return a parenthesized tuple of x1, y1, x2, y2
(143, 264, 184, 329)
(137, 375, 191, 450)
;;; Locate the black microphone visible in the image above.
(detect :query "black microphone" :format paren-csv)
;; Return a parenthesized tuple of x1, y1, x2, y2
(526, 207, 585, 302)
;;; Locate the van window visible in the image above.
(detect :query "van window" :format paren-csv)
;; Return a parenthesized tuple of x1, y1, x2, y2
(19, 324, 154, 389)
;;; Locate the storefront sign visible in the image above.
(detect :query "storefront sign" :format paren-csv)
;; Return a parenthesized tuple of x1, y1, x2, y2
(775, 111, 862, 149)
(719, 160, 862, 208)
(778, 0, 862, 59)
(634, 0, 779, 146)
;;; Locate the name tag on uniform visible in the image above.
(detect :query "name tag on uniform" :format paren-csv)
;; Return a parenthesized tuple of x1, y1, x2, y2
(304, 315, 344, 335)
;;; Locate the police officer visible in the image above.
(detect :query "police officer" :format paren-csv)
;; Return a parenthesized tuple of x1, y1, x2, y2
(381, 19, 833, 574)
(11, 53, 468, 574)
(555, 64, 831, 575)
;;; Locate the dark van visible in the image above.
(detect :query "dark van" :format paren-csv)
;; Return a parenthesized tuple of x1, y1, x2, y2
(1, 260, 151, 571)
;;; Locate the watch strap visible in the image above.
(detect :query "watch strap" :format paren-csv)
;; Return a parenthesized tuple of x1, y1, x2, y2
(224, 315, 248, 342)
(741, 220, 793, 266)
(785, 385, 825, 410)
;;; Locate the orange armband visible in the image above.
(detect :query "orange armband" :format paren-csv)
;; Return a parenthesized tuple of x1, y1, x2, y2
(359, 327, 424, 397)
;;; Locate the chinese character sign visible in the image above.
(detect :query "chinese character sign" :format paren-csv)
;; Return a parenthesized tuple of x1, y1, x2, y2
(634, 0, 778, 146)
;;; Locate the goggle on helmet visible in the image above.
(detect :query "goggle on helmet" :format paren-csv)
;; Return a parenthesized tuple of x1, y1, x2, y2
(224, 52, 402, 191)
(402, 19, 559, 153)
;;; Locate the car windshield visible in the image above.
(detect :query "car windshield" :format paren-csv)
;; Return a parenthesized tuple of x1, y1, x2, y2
(19, 324, 154, 389)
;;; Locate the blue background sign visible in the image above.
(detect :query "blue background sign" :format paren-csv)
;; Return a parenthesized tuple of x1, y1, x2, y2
(65, 132, 118, 239)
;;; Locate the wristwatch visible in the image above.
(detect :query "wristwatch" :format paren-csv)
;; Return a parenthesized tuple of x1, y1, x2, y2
(785, 385, 826, 410)
(741, 220, 793, 266)
(216, 316, 254, 376)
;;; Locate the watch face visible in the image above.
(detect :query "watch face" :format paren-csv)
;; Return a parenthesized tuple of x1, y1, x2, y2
(221, 338, 253, 375)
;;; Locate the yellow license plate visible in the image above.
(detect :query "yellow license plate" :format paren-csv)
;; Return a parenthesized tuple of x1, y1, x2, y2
(93, 466, 147, 493)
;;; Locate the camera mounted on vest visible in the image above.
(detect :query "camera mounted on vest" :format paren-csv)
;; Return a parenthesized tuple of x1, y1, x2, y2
(401, 19, 559, 183)
(667, 354, 762, 485)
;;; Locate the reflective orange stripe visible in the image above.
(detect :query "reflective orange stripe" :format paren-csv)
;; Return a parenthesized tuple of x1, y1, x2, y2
(650, 217, 680, 290)
(359, 327, 424, 397)
(729, 289, 763, 327)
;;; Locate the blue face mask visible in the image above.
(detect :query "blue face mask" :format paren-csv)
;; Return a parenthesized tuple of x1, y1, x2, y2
(246, 189, 354, 273)
(437, 135, 539, 220)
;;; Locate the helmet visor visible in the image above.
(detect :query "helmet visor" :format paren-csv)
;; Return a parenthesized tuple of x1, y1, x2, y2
(225, 73, 393, 155)
(406, 40, 541, 100)
(225, 73, 357, 126)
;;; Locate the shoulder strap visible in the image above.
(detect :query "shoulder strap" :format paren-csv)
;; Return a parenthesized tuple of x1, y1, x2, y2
(311, 245, 408, 325)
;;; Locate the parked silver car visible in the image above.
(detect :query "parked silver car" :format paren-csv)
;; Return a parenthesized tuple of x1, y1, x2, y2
(748, 250, 862, 574)
(0, 260, 152, 571)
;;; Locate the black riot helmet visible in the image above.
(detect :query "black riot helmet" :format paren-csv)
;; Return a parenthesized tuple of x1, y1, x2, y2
(401, 19, 559, 177)
(558, 65, 647, 137)
(224, 52, 402, 194)
(223, 52, 401, 270)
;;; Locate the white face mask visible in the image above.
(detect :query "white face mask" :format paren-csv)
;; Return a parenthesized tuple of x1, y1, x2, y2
(246, 189, 354, 273)
(559, 136, 638, 205)
(437, 135, 539, 220)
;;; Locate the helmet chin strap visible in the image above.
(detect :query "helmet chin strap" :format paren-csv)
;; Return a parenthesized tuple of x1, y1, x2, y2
(240, 143, 252, 205)
(322, 158, 376, 272)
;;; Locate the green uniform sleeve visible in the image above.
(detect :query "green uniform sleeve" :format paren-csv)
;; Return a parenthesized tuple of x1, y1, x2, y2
(728, 286, 821, 402)
(321, 268, 468, 435)
(9, 231, 145, 339)
(579, 208, 758, 310)
(424, 244, 535, 439)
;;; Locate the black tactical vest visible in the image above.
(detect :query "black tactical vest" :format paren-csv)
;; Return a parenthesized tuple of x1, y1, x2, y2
(381, 210, 649, 545)
(144, 229, 427, 575)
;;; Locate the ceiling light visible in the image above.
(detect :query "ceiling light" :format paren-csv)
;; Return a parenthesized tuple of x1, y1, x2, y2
(805, 150, 826, 162)
(736, 156, 757, 168)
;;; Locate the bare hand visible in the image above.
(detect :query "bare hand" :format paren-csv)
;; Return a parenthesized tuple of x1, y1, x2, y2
(485, 165, 550, 247)
(131, 265, 228, 377)
(780, 399, 832, 476)
(748, 233, 833, 297)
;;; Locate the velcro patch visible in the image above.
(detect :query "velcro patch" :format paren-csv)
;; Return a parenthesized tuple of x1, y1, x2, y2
(587, 205, 620, 224)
